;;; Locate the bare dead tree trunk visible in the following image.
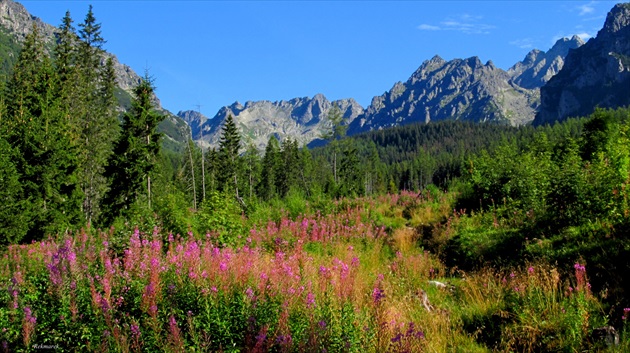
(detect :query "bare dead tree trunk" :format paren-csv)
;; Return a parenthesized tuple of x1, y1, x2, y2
(188, 140, 197, 210)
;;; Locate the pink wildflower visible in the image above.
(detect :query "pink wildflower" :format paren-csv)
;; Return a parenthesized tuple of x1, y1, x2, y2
(306, 292, 315, 309)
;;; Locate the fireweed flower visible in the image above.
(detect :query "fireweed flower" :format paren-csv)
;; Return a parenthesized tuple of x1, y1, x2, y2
(528, 266, 534, 275)
(306, 292, 315, 309)
(372, 287, 385, 304)
(574, 263, 586, 272)
(351, 257, 360, 267)
(245, 287, 255, 300)
(130, 324, 141, 338)
(623, 308, 630, 320)
(23, 307, 36, 325)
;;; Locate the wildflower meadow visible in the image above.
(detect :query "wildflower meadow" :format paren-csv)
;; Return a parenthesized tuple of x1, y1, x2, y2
(1, 191, 627, 352)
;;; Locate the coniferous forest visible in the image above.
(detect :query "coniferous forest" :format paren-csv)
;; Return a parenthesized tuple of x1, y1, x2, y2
(1, 7, 630, 352)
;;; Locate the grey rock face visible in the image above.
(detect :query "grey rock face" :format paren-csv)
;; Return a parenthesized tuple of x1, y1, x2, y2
(508, 36, 585, 89)
(349, 55, 539, 134)
(181, 95, 364, 150)
(534, 3, 630, 125)
(0, 0, 55, 42)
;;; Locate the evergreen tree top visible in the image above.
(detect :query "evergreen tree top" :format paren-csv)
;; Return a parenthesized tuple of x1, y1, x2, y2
(219, 114, 241, 155)
(78, 5, 105, 49)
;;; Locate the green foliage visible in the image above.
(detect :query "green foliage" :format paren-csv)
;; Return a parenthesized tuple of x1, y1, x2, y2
(195, 190, 244, 247)
(0, 26, 21, 80)
(277, 138, 300, 198)
(257, 135, 280, 201)
(218, 114, 241, 194)
(451, 106, 630, 321)
(0, 136, 28, 245)
(2, 24, 82, 241)
(100, 74, 164, 226)
(153, 189, 193, 236)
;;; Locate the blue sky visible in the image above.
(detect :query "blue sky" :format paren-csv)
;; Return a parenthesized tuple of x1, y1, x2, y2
(21, 1, 618, 117)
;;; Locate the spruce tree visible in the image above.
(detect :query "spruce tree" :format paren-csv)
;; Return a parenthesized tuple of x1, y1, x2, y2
(4, 25, 81, 241)
(204, 147, 219, 194)
(70, 6, 119, 225)
(0, 95, 29, 244)
(321, 104, 346, 185)
(100, 74, 164, 226)
(257, 135, 280, 200)
(338, 139, 363, 197)
(55, 11, 77, 85)
(277, 138, 299, 197)
(217, 114, 241, 195)
(297, 147, 314, 198)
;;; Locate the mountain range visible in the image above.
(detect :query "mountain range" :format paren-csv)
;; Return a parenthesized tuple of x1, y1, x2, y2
(180, 34, 586, 148)
(179, 95, 364, 150)
(1, 0, 629, 151)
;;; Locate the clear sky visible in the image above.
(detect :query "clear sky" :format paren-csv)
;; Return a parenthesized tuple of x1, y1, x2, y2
(20, 0, 618, 117)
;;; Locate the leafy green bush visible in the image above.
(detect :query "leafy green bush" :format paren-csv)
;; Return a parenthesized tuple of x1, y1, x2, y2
(195, 190, 245, 247)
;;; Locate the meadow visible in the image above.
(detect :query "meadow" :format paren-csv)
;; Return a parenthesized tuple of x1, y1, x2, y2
(1, 190, 627, 352)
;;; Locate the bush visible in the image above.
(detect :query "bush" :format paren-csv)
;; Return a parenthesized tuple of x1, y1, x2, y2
(195, 190, 245, 247)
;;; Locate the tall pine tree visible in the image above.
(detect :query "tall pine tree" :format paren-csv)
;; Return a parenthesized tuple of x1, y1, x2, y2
(69, 6, 119, 225)
(217, 114, 241, 196)
(3, 24, 81, 241)
(257, 135, 280, 201)
(100, 74, 163, 226)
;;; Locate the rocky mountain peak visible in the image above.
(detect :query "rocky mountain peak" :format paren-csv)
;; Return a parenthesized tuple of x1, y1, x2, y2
(349, 53, 540, 134)
(600, 3, 630, 35)
(534, 3, 630, 125)
(508, 36, 584, 89)
(548, 36, 585, 57)
(0, 0, 55, 41)
(182, 94, 364, 150)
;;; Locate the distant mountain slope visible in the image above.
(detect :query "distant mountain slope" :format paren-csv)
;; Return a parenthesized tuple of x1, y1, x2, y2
(179, 94, 364, 150)
(347, 35, 589, 135)
(508, 36, 584, 89)
(534, 3, 630, 125)
(348, 56, 539, 135)
(192, 31, 585, 148)
(0, 0, 190, 151)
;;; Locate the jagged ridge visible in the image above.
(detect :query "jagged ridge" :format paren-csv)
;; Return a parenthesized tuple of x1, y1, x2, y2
(179, 94, 364, 150)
